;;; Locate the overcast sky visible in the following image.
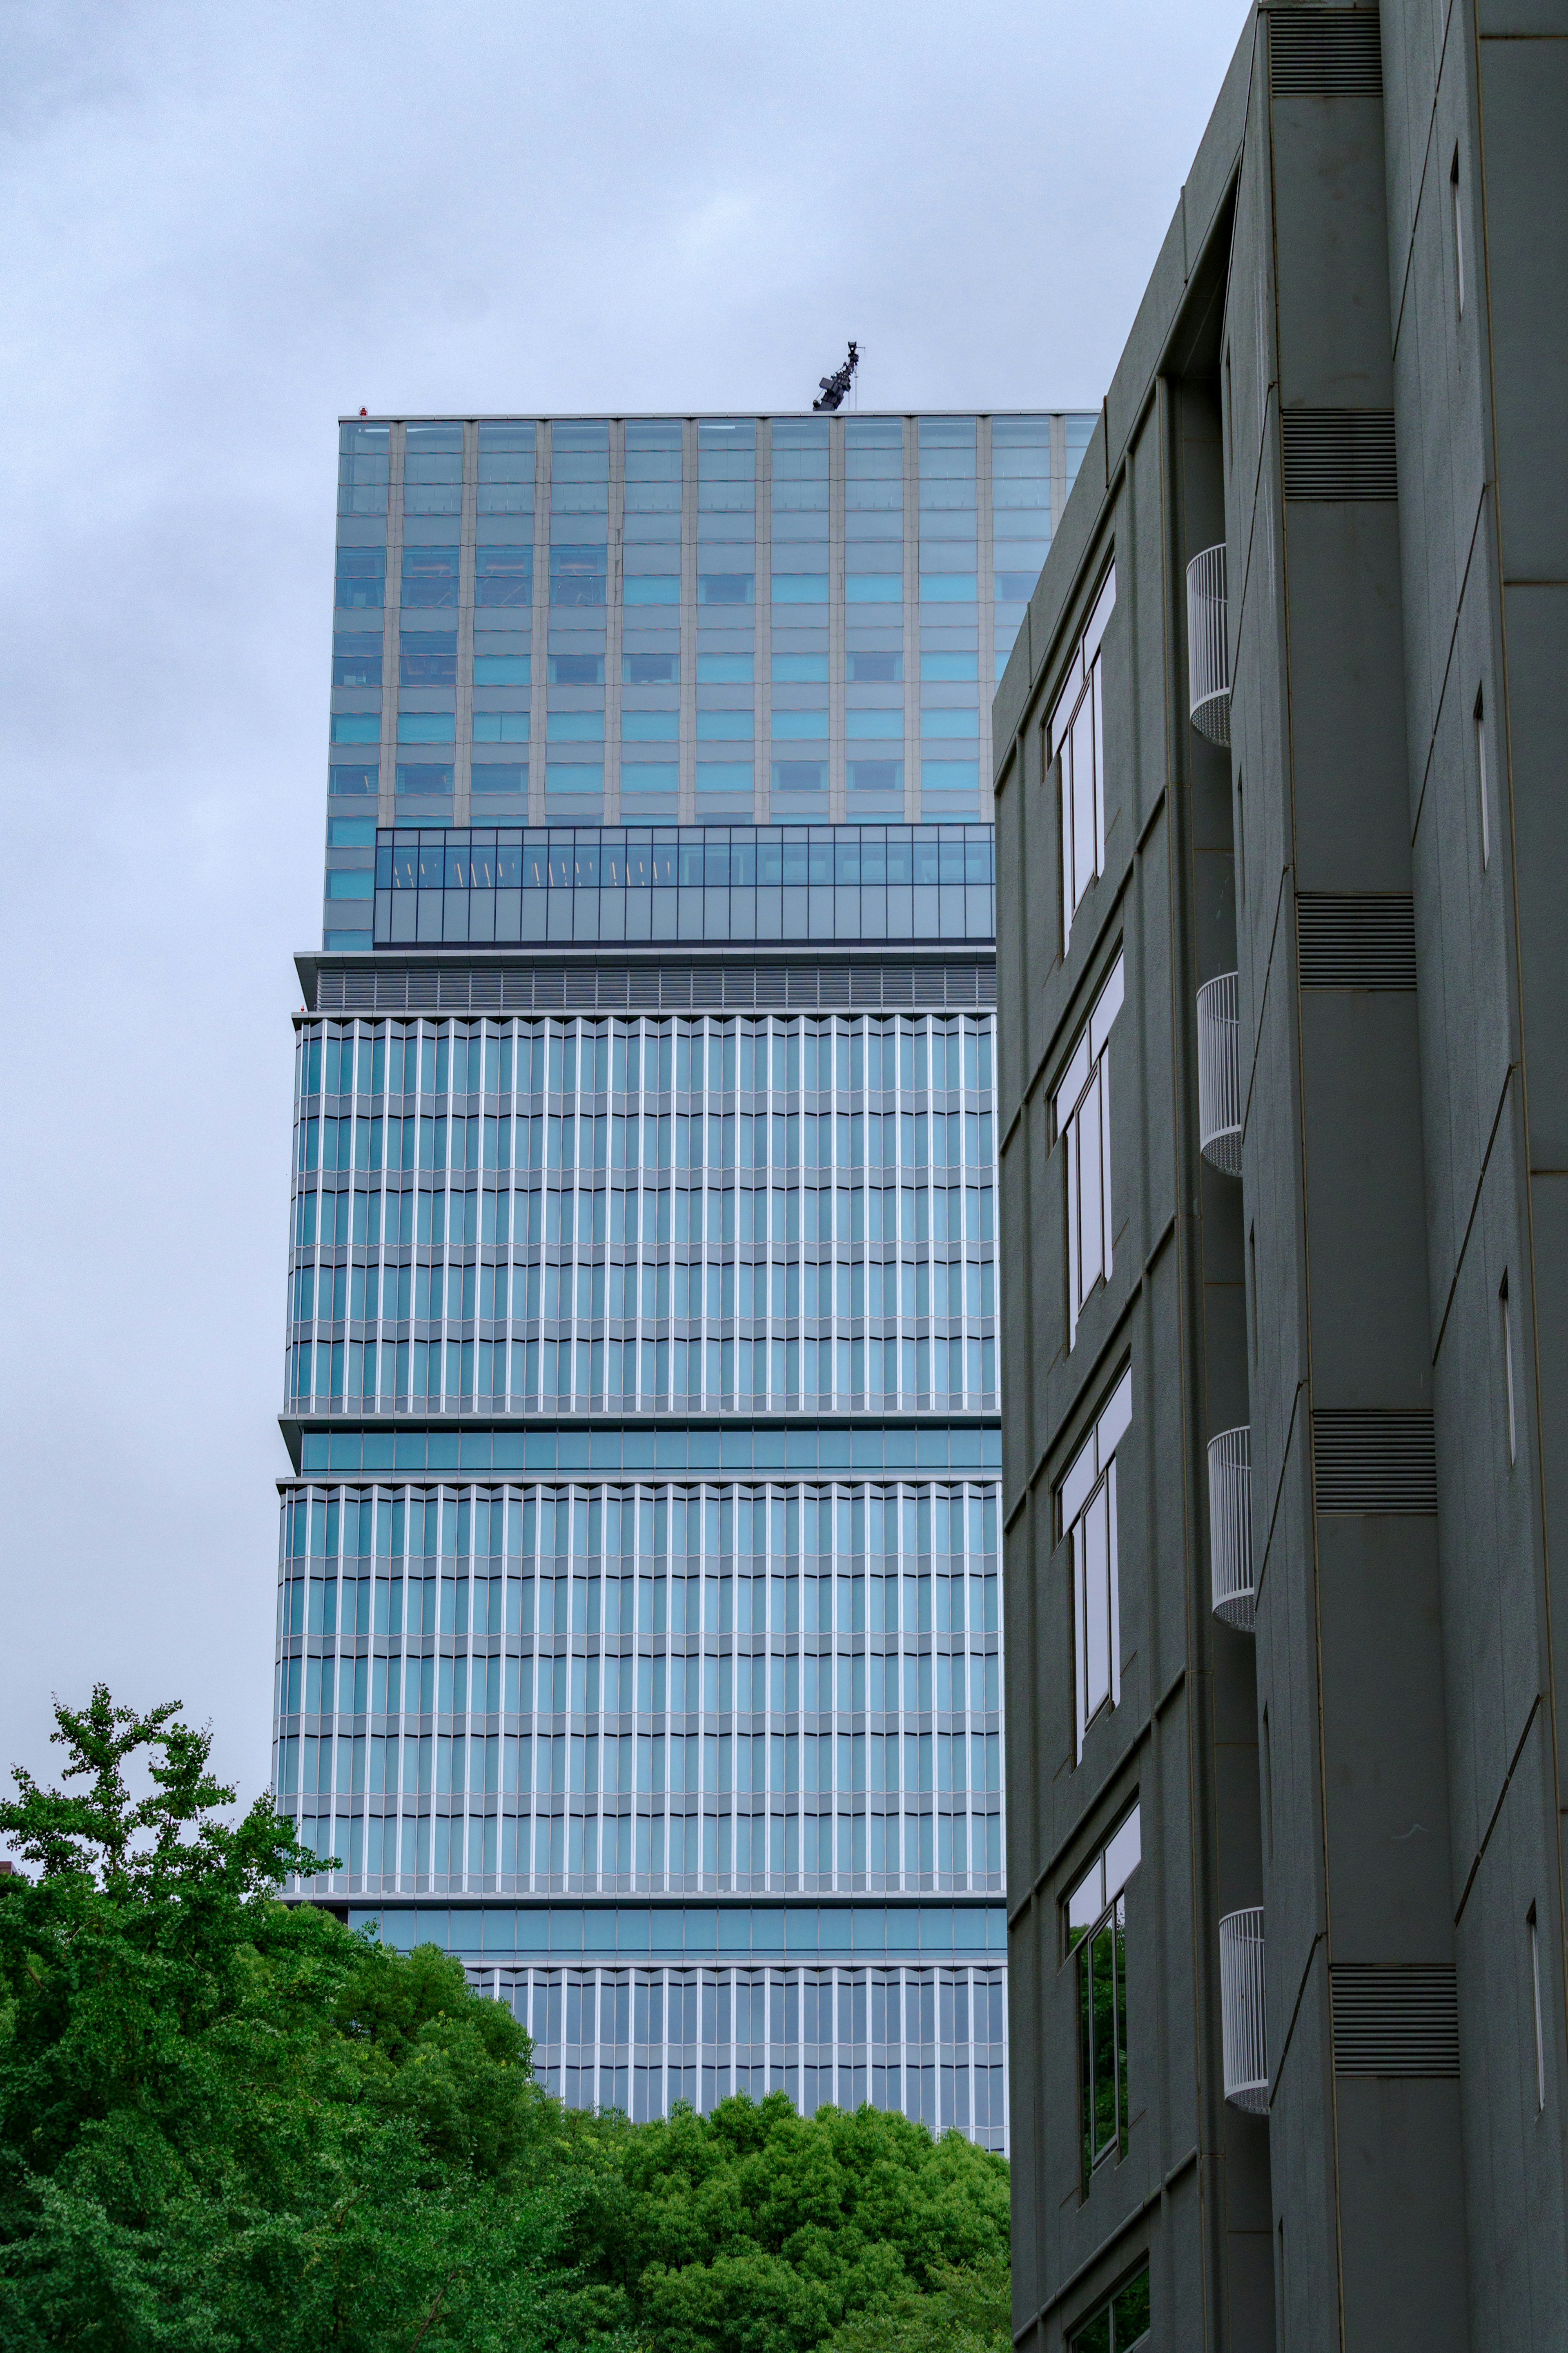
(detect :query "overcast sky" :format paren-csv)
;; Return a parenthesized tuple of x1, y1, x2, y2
(0, 0, 1245, 1807)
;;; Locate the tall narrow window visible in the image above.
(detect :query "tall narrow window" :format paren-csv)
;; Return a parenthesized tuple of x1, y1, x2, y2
(1501, 1272, 1517, 1463)
(1248, 1224, 1258, 1361)
(1475, 685, 1490, 868)
(1235, 771, 1245, 905)
(1053, 954, 1125, 1341)
(1451, 147, 1466, 315)
(1066, 1804, 1141, 2178)
(1530, 1907, 1548, 2110)
(1049, 563, 1117, 946)
(1058, 1368, 1133, 1760)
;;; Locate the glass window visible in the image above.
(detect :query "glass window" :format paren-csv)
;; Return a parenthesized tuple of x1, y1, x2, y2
(920, 709, 978, 738)
(333, 631, 383, 687)
(397, 711, 454, 743)
(473, 714, 529, 742)
(399, 632, 457, 687)
(401, 546, 459, 607)
(622, 711, 679, 740)
(696, 761, 753, 794)
(474, 640, 530, 685)
(772, 762, 826, 795)
(773, 653, 828, 683)
(697, 710, 754, 740)
(849, 761, 904, 796)
(848, 651, 902, 682)
(1065, 1805, 1141, 2180)
(471, 762, 526, 795)
(331, 713, 380, 743)
(771, 711, 828, 740)
(621, 761, 678, 794)
(1070, 2268, 1150, 2353)
(698, 574, 754, 607)
(846, 710, 903, 739)
(845, 574, 902, 601)
(396, 763, 453, 796)
(921, 651, 976, 682)
(1057, 1367, 1133, 1757)
(624, 651, 678, 683)
(475, 548, 534, 608)
(624, 575, 681, 606)
(336, 547, 386, 610)
(1051, 953, 1125, 1341)
(551, 547, 607, 609)
(329, 763, 377, 796)
(1049, 563, 1116, 943)
(547, 711, 604, 743)
(920, 573, 977, 602)
(698, 653, 754, 682)
(549, 651, 604, 686)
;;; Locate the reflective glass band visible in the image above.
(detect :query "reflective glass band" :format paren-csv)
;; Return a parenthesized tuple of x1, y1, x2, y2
(292, 1422, 1003, 1475)
(377, 825, 995, 889)
(347, 1900, 1008, 1958)
(371, 824, 996, 949)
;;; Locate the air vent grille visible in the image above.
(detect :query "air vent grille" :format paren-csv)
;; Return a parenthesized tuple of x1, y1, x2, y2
(1297, 894, 1417, 988)
(1313, 1410, 1437, 1513)
(1331, 1966, 1459, 2076)
(309, 960, 997, 1016)
(1269, 8, 1383, 96)
(1281, 410, 1398, 501)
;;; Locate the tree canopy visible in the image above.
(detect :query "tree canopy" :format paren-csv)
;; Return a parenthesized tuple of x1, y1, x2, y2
(0, 1689, 1009, 2353)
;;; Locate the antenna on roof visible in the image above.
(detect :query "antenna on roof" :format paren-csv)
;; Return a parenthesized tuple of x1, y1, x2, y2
(812, 341, 860, 413)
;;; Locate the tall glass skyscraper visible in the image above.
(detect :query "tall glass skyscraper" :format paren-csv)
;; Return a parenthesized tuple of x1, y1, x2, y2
(280, 409, 1092, 2152)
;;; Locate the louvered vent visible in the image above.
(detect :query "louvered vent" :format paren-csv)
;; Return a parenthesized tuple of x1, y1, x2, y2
(1331, 1966, 1459, 2076)
(1269, 8, 1383, 96)
(1281, 410, 1398, 500)
(308, 959, 997, 1015)
(1313, 1410, 1437, 1512)
(1297, 894, 1417, 988)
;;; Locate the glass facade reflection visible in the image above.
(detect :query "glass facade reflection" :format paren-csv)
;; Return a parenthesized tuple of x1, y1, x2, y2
(371, 824, 996, 946)
(323, 410, 1094, 952)
(283, 405, 1032, 2150)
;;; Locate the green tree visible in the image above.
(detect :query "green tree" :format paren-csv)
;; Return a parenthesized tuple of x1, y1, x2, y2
(561, 2090, 1009, 2353)
(0, 1686, 575, 2353)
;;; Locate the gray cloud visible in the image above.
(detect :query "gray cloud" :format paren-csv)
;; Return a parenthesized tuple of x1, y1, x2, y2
(0, 0, 1245, 1803)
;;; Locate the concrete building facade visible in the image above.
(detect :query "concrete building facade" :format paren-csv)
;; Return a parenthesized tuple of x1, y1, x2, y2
(994, 3, 1568, 2345)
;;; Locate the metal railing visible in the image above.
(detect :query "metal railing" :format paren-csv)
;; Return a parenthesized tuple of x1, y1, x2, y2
(1186, 544, 1231, 745)
(1219, 1907, 1268, 2111)
(1208, 1425, 1254, 1630)
(1196, 972, 1242, 1174)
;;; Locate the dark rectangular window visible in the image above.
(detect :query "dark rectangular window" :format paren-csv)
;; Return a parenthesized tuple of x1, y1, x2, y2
(401, 547, 460, 608)
(333, 631, 383, 687)
(475, 546, 534, 608)
(336, 547, 386, 610)
(399, 632, 457, 687)
(550, 546, 607, 608)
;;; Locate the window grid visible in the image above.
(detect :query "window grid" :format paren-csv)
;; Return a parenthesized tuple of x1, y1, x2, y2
(275, 1476, 1005, 1906)
(477, 1962, 1006, 2149)
(288, 1014, 998, 1418)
